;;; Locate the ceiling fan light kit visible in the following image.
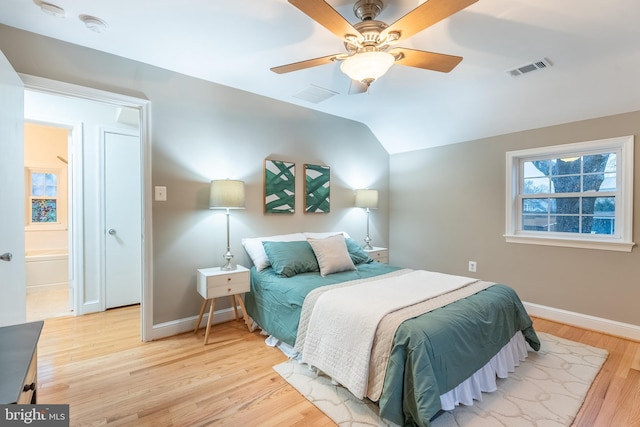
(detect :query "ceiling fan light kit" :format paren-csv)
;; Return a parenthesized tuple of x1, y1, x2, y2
(273, 0, 479, 91)
(340, 51, 395, 86)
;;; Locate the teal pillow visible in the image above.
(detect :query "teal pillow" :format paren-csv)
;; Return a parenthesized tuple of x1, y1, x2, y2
(345, 238, 371, 265)
(262, 241, 319, 277)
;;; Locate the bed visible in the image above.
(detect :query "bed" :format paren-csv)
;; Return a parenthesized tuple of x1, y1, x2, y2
(243, 232, 540, 426)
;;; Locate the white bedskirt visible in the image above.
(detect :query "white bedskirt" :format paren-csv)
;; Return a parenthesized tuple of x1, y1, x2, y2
(439, 330, 529, 410)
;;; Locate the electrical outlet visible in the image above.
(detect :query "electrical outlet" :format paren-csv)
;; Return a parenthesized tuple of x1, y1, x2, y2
(468, 261, 477, 273)
(155, 186, 167, 201)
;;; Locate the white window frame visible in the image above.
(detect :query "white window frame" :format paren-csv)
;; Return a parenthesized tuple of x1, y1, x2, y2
(505, 135, 635, 252)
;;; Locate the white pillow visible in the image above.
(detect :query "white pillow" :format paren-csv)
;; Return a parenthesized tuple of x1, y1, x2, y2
(303, 231, 351, 239)
(242, 233, 306, 271)
(307, 234, 356, 277)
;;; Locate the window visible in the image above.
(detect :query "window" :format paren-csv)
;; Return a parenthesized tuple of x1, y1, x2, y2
(26, 168, 66, 229)
(505, 136, 634, 252)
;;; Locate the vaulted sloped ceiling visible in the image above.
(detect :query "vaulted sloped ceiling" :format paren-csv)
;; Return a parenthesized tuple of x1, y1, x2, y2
(2, 0, 639, 154)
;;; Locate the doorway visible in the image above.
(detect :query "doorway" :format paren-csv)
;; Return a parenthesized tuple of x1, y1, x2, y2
(21, 74, 153, 341)
(23, 122, 73, 321)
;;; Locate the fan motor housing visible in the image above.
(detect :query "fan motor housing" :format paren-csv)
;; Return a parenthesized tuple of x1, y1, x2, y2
(344, 20, 389, 53)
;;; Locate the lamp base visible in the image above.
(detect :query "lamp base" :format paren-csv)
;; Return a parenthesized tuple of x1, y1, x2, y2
(220, 263, 236, 271)
(363, 236, 373, 251)
(221, 251, 236, 271)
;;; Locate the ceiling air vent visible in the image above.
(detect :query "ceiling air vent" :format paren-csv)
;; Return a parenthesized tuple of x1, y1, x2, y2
(506, 58, 553, 77)
(293, 84, 339, 104)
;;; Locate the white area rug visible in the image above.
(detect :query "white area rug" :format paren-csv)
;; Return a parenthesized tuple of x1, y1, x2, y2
(273, 333, 608, 426)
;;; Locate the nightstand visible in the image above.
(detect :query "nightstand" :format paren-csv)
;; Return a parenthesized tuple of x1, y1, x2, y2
(364, 247, 389, 263)
(193, 265, 251, 345)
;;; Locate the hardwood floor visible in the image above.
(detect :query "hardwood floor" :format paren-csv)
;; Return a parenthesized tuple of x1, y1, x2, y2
(532, 317, 640, 427)
(36, 306, 640, 426)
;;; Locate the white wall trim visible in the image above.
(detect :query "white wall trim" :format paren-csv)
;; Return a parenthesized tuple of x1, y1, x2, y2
(524, 301, 640, 342)
(151, 308, 246, 341)
(81, 300, 101, 314)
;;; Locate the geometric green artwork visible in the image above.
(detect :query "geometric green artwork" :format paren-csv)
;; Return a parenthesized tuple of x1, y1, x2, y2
(264, 159, 295, 214)
(304, 164, 330, 213)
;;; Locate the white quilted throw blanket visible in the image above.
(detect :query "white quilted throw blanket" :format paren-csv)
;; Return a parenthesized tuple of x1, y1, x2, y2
(301, 270, 477, 399)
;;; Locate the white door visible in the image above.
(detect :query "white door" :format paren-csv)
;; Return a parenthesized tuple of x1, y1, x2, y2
(104, 130, 142, 309)
(0, 51, 26, 326)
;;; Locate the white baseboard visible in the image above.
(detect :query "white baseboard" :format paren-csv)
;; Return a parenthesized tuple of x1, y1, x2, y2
(524, 301, 640, 342)
(151, 307, 243, 341)
(79, 301, 101, 316)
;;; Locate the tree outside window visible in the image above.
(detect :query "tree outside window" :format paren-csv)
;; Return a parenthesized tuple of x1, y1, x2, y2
(522, 154, 616, 235)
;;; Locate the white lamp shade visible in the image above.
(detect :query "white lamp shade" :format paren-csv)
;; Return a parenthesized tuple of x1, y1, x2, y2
(340, 51, 395, 83)
(355, 189, 378, 209)
(209, 179, 245, 209)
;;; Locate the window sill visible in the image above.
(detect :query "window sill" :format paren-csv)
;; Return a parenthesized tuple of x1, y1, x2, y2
(25, 224, 68, 232)
(504, 234, 635, 252)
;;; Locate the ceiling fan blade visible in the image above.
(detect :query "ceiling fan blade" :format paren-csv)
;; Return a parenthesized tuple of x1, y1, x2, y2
(271, 54, 343, 74)
(390, 47, 462, 73)
(382, 0, 478, 43)
(288, 0, 362, 40)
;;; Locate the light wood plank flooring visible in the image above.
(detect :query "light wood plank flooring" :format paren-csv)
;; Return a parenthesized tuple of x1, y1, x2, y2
(36, 306, 640, 426)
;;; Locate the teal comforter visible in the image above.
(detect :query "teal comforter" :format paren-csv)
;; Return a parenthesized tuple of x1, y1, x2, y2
(244, 265, 540, 427)
(244, 262, 400, 347)
(379, 284, 539, 426)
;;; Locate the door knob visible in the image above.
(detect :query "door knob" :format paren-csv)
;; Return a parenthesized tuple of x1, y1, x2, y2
(108, 229, 116, 235)
(0, 252, 12, 262)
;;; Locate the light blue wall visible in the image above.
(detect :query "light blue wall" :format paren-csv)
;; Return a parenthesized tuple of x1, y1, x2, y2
(0, 24, 390, 324)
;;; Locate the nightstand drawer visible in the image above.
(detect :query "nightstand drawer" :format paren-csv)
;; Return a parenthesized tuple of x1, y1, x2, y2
(197, 267, 250, 299)
(371, 253, 388, 263)
(369, 252, 389, 264)
(364, 247, 389, 264)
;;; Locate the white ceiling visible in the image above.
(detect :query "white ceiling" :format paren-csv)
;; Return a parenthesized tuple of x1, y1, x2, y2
(2, 0, 640, 154)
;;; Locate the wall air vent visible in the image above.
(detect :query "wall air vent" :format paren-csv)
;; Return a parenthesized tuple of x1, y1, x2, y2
(506, 58, 553, 77)
(293, 84, 339, 104)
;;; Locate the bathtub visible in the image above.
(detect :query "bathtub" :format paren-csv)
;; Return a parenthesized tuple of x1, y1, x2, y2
(25, 249, 69, 288)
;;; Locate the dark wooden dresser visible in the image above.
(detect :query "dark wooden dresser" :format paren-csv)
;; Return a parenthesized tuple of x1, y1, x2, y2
(0, 320, 44, 404)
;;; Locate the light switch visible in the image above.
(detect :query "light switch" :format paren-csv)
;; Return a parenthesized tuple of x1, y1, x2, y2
(155, 186, 167, 201)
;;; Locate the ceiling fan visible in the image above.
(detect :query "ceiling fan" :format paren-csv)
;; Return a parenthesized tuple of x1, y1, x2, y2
(271, 0, 478, 92)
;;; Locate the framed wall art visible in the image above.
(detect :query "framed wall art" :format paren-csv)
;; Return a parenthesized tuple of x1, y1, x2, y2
(264, 159, 295, 214)
(304, 163, 330, 213)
